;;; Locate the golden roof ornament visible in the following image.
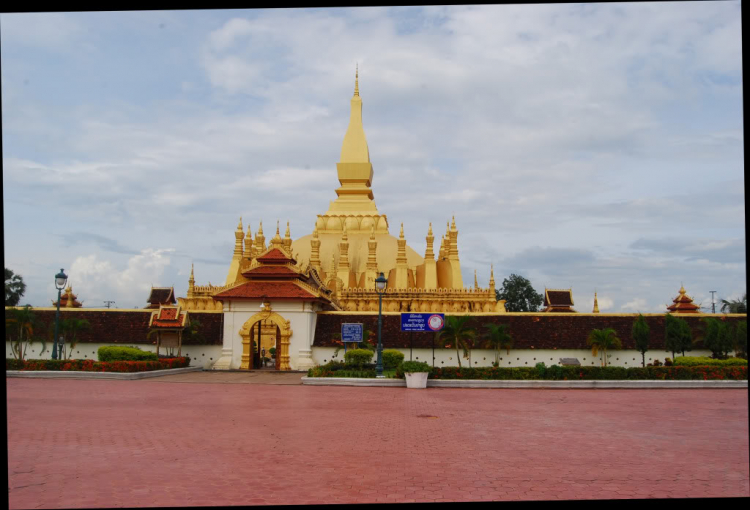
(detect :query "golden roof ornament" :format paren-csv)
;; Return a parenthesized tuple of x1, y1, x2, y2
(354, 63, 359, 97)
(593, 292, 600, 313)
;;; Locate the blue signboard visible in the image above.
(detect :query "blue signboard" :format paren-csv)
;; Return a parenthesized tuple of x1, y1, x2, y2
(400, 313, 445, 332)
(341, 323, 363, 342)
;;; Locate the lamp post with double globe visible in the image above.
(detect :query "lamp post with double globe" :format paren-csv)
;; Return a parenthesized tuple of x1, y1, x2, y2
(375, 272, 388, 378)
(51, 268, 68, 360)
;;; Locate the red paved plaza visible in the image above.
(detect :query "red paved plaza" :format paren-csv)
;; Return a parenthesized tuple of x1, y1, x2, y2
(7, 377, 749, 507)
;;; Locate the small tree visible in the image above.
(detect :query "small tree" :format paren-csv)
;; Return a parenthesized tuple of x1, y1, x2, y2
(484, 323, 513, 366)
(632, 314, 650, 367)
(697, 317, 720, 358)
(733, 321, 747, 358)
(664, 314, 683, 361)
(716, 321, 734, 359)
(61, 318, 91, 359)
(5, 305, 39, 361)
(437, 316, 476, 368)
(586, 328, 622, 367)
(496, 274, 544, 312)
(677, 318, 693, 357)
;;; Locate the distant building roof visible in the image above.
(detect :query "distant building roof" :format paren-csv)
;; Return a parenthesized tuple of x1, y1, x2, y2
(146, 287, 176, 309)
(542, 289, 576, 312)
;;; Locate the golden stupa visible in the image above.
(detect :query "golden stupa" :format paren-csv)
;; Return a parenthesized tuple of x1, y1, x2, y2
(181, 69, 504, 314)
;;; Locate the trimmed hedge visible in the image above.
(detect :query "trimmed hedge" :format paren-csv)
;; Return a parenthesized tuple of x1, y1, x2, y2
(674, 356, 748, 367)
(98, 346, 158, 362)
(400, 361, 431, 373)
(382, 349, 405, 369)
(307, 362, 376, 378)
(7, 357, 190, 372)
(393, 365, 747, 380)
(344, 349, 374, 368)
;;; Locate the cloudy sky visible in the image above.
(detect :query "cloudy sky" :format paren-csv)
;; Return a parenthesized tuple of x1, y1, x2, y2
(2, 4, 745, 312)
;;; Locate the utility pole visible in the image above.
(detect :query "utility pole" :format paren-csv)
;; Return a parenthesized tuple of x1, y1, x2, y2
(709, 291, 717, 314)
(104, 300, 115, 309)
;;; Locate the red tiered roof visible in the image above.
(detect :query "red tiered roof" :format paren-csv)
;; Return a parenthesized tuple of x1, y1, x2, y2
(214, 245, 336, 307)
(667, 286, 701, 313)
(149, 306, 188, 329)
(214, 281, 320, 300)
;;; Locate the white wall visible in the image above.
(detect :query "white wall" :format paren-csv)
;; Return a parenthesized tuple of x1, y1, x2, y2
(310, 346, 718, 368)
(5, 341, 222, 369)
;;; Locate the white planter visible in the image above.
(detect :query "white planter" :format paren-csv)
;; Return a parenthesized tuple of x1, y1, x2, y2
(405, 372, 428, 389)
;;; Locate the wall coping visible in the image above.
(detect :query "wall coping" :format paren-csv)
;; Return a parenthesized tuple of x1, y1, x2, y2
(301, 377, 747, 388)
(6, 366, 203, 380)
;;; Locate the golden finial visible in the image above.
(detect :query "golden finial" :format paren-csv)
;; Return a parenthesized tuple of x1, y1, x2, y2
(354, 63, 359, 97)
(451, 215, 456, 230)
(474, 270, 478, 289)
(399, 222, 404, 238)
(237, 217, 243, 230)
(258, 220, 263, 234)
(190, 263, 194, 279)
(276, 220, 280, 236)
(285, 221, 290, 238)
(428, 222, 433, 235)
(593, 291, 600, 313)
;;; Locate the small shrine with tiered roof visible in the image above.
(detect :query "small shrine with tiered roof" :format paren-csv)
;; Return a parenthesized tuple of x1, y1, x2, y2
(667, 285, 701, 313)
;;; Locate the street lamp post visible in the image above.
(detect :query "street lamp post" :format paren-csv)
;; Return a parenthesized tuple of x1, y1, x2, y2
(52, 268, 68, 360)
(375, 272, 388, 378)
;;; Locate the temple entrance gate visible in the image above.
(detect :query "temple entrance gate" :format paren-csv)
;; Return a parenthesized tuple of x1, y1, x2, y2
(239, 306, 292, 370)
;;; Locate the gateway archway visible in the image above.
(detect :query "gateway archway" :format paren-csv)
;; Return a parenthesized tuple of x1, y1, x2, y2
(239, 307, 292, 370)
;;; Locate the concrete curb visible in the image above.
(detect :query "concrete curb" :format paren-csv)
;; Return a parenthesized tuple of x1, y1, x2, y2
(302, 377, 748, 389)
(6, 366, 203, 380)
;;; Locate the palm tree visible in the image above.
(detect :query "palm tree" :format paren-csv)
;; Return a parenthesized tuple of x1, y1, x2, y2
(436, 316, 476, 368)
(721, 294, 747, 314)
(5, 305, 38, 361)
(586, 328, 622, 367)
(61, 318, 91, 359)
(484, 323, 513, 366)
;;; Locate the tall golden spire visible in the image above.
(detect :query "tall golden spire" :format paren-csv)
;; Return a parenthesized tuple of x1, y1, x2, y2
(244, 223, 254, 258)
(233, 217, 244, 257)
(489, 264, 496, 292)
(354, 63, 359, 97)
(282, 221, 292, 252)
(424, 222, 434, 260)
(593, 292, 600, 313)
(474, 270, 478, 289)
(340, 65, 369, 163)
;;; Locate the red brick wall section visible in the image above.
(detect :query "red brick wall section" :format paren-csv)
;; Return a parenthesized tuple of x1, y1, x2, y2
(4, 309, 223, 346)
(312, 314, 747, 350)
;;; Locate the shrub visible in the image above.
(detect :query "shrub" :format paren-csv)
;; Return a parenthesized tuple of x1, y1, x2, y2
(396, 361, 432, 377)
(382, 349, 405, 369)
(344, 349, 374, 368)
(98, 346, 158, 362)
(664, 357, 673, 366)
(674, 356, 748, 367)
(6, 359, 24, 370)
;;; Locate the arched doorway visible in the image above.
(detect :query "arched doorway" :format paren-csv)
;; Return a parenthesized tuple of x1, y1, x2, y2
(239, 306, 292, 370)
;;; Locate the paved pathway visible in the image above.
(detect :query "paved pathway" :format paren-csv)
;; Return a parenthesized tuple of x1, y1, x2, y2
(7, 379, 749, 507)
(143, 370, 305, 385)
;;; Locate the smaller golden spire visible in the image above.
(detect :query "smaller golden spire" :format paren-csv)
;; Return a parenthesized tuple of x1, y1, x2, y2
(238, 217, 243, 230)
(285, 221, 291, 238)
(489, 264, 495, 289)
(258, 220, 263, 235)
(428, 222, 433, 236)
(399, 222, 404, 239)
(474, 269, 478, 289)
(593, 291, 600, 313)
(276, 220, 280, 236)
(190, 263, 194, 281)
(451, 215, 456, 230)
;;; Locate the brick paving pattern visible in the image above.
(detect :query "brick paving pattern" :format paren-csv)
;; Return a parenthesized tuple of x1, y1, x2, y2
(7, 377, 749, 508)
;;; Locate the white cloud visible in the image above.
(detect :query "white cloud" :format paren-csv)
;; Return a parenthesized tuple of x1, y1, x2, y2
(65, 249, 175, 308)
